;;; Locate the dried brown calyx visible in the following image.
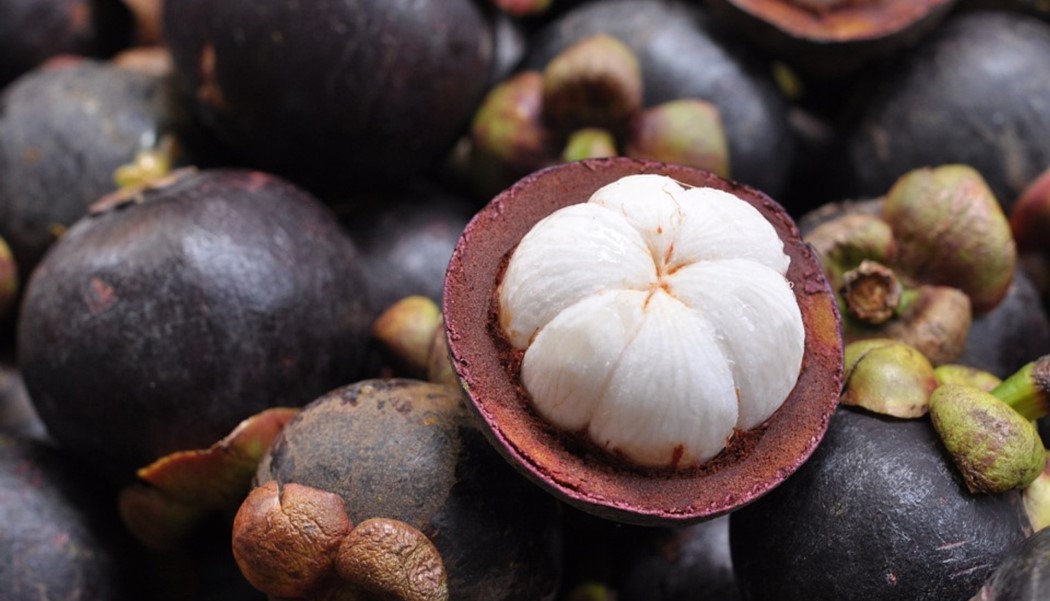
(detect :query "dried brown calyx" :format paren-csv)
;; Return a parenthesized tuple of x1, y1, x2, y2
(232, 480, 448, 601)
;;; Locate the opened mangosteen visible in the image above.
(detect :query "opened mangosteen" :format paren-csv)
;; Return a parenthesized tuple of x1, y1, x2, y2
(162, 0, 497, 194)
(0, 0, 133, 88)
(443, 157, 843, 525)
(0, 57, 193, 282)
(237, 378, 564, 601)
(519, 0, 795, 199)
(837, 11, 1050, 209)
(17, 168, 374, 482)
(0, 434, 140, 600)
(729, 407, 1031, 601)
(705, 0, 956, 78)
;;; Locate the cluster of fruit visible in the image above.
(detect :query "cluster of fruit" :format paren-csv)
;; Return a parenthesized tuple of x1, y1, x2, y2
(2, 1, 1050, 600)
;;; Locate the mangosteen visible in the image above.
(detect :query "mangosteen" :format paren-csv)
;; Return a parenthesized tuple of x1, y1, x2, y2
(162, 0, 497, 194)
(520, 0, 795, 198)
(338, 185, 478, 318)
(0, 58, 193, 282)
(729, 407, 1031, 601)
(239, 378, 564, 601)
(443, 157, 843, 525)
(801, 166, 1020, 369)
(837, 11, 1050, 210)
(464, 32, 732, 200)
(972, 526, 1050, 600)
(705, 0, 956, 78)
(0, 434, 139, 600)
(0, 0, 133, 88)
(960, 267, 1050, 378)
(17, 168, 374, 482)
(0, 363, 47, 441)
(616, 515, 741, 601)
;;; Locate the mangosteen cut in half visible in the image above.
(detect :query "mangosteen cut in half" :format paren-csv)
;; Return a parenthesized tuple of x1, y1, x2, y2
(443, 157, 843, 525)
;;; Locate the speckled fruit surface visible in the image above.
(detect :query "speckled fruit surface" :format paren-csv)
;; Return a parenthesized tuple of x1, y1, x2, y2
(443, 157, 843, 525)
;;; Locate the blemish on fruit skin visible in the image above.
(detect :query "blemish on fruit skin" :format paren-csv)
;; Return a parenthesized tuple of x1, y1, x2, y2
(85, 277, 117, 314)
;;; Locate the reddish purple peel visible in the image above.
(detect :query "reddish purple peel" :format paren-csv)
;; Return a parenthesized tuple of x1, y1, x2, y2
(443, 158, 843, 525)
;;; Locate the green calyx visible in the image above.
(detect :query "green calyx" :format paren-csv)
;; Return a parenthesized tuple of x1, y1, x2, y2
(882, 164, 1016, 314)
(841, 338, 938, 418)
(991, 355, 1050, 421)
(930, 383, 1045, 494)
(0, 236, 18, 320)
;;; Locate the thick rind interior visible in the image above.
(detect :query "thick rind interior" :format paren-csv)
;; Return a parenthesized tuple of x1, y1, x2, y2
(714, 0, 955, 41)
(444, 158, 843, 525)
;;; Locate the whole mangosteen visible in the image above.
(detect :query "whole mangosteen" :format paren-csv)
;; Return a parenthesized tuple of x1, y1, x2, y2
(616, 515, 741, 601)
(338, 185, 478, 317)
(238, 378, 564, 601)
(17, 168, 374, 482)
(0, 434, 138, 600)
(162, 0, 497, 193)
(0, 0, 133, 88)
(443, 157, 843, 525)
(837, 11, 1050, 210)
(729, 407, 1030, 601)
(520, 0, 795, 199)
(0, 58, 192, 281)
(971, 525, 1050, 600)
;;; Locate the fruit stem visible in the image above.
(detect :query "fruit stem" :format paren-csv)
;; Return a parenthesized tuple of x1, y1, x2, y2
(991, 355, 1050, 421)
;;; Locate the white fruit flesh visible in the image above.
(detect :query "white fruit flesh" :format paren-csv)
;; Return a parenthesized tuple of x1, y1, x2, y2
(498, 174, 805, 469)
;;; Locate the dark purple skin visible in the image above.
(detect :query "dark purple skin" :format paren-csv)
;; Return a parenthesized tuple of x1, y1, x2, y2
(162, 0, 497, 194)
(0, 434, 139, 601)
(0, 59, 192, 281)
(971, 526, 1050, 600)
(257, 378, 564, 601)
(0, 0, 132, 88)
(837, 11, 1050, 211)
(730, 408, 1030, 601)
(340, 186, 477, 316)
(17, 169, 374, 483)
(959, 267, 1050, 379)
(522, 0, 794, 198)
(0, 363, 48, 442)
(617, 516, 741, 601)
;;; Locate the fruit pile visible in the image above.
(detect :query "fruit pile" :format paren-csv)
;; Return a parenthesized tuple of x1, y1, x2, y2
(2, 1, 1050, 600)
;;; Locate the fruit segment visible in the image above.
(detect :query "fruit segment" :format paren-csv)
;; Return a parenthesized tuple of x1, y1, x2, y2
(498, 174, 805, 468)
